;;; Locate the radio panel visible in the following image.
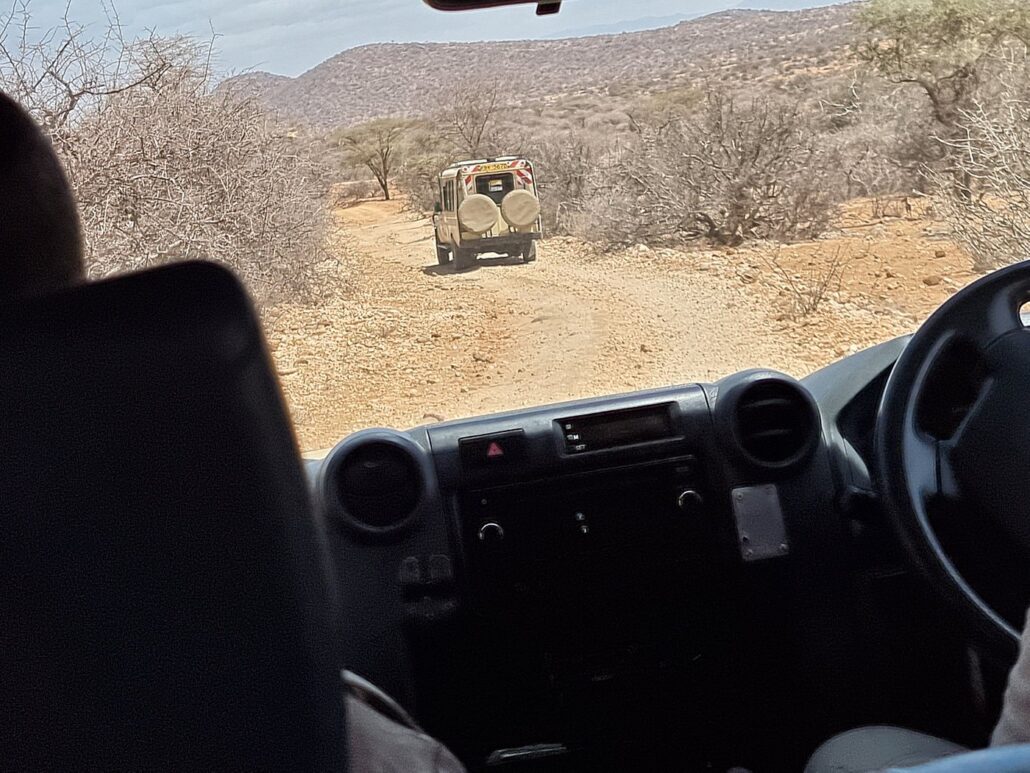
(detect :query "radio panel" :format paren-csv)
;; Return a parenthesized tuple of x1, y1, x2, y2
(460, 456, 715, 641)
(558, 403, 679, 455)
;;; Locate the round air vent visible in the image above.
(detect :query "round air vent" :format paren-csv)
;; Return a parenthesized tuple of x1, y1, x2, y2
(731, 379, 818, 468)
(329, 436, 425, 535)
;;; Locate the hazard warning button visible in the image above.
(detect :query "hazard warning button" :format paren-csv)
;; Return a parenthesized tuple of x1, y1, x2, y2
(459, 430, 527, 470)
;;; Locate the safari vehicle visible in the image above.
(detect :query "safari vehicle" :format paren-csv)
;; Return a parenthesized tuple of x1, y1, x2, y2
(10, 0, 1030, 771)
(433, 156, 542, 270)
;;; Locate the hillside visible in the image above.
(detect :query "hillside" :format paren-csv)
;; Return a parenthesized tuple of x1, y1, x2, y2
(225, 3, 859, 128)
(224, 71, 293, 101)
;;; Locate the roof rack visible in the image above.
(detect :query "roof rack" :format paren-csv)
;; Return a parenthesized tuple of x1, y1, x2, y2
(446, 158, 488, 168)
(445, 155, 526, 169)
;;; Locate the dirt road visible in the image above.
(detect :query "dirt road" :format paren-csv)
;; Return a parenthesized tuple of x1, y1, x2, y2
(270, 199, 967, 453)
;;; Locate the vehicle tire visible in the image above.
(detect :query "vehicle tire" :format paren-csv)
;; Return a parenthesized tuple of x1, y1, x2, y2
(522, 242, 537, 263)
(454, 248, 477, 271)
(458, 194, 499, 235)
(501, 189, 541, 228)
(435, 239, 451, 265)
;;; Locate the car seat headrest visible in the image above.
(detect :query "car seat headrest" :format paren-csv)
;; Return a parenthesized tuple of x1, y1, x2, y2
(0, 90, 83, 300)
(0, 261, 345, 770)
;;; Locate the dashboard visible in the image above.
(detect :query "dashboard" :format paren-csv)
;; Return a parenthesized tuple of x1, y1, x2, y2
(306, 340, 910, 770)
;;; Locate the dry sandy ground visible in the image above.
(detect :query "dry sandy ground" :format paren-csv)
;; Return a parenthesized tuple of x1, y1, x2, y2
(267, 199, 974, 454)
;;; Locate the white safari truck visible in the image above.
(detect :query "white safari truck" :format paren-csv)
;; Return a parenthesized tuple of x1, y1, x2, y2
(433, 156, 542, 271)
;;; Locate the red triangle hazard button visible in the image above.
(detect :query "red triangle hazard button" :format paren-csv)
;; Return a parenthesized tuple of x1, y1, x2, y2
(460, 431, 524, 469)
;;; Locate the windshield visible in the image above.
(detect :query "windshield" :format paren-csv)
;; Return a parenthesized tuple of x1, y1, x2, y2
(4, 0, 1026, 454)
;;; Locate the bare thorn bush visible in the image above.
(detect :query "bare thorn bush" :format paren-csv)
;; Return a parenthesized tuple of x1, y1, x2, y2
(527, 130, 602, 234)
(394, 121, 453, 213)
(565, 93, 839, 250)
(0, 5, 333, 307)
(930, 53, 1030, 272)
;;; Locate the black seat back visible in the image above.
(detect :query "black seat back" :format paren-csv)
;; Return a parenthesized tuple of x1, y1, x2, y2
(0, 262, 345, 770)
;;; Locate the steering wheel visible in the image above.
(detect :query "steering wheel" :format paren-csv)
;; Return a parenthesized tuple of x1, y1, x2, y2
(876, 260, 1030, 660)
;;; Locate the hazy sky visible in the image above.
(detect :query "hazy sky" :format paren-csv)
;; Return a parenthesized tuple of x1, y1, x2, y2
(19, 0, 840, 77)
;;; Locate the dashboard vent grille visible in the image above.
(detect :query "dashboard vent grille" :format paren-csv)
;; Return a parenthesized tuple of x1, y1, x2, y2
(734, 381, 817, 467)
(336, 441, 422, 531)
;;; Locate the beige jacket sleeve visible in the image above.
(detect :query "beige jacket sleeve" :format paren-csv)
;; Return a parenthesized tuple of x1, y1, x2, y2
(992, 608, 1030, 746)
(344, 671, 467, 772)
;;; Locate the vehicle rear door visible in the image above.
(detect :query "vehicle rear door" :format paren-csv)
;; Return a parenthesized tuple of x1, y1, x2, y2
(439, 177, 459, 243)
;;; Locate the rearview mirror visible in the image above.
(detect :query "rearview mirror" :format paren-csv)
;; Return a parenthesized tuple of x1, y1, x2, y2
(423, 0, 561, 14)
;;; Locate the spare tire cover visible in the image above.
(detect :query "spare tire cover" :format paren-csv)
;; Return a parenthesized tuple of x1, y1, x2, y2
(458, 194, 499, 234)
(500, 189, 541, 228)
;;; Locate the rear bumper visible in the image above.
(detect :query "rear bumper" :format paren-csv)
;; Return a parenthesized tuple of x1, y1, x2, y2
(465, 233, 541, 251)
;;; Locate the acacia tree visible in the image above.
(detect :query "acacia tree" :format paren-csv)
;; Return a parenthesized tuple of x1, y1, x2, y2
(858, 0, 1030, 129)
(337, 118, 410, 200)
(394, 83, 520, 213)
(443, 82, 501, 158)
(439, 81, 526, 159)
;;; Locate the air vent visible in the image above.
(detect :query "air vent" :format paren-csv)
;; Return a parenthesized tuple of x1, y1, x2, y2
(733, 380, 818, 468)
(334, 440, 423, 533)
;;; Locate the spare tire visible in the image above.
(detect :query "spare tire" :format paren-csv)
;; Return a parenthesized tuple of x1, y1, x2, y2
(458, 194, 499, 235)
(500, 189, 541, 228)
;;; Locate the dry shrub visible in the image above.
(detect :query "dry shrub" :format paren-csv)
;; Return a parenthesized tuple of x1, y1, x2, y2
(816, 79, 929, 201)
(564, 93, 840, 249)
(334, 179, 381, 207)
(760, 245, 853, 319)
(395, 121, 453, 213)
(527, 130, 605, 234)
(869, 195, 913, 220)
(931, 54, 1030, 272)
(393, 70, 926, 237)
(0, 6, 333, 307)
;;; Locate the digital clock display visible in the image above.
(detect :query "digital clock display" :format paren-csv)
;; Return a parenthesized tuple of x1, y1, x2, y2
(560, 404, 677, 454)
